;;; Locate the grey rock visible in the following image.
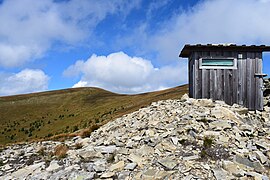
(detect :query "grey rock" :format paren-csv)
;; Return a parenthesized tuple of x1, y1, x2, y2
(183, 155, 199, 161)
(124, 163, 137, 170)
(171, 137, 179, 145)
(109, 160, 125, 171)
(126, 140, 135, 148)
(128, 153, 143, 165)
(94, 145, 117, 154)
(77, 150, 99, 159)
(181, 94, 189, 101)
(3, 164, 12, 171)
(93, 160, 106, 172)
(158, 158, 178, 170)
(100, 172, 115, 178)
(10, 162, 45, 178)
(239, 124, 253, 132)
(209, 120, 232, 130)
(143, 169, 158, 179)
(234, 154, 265, 173)
(193, 99, 215, 107)
(138, 145, 154, 156)
(245, 172, 268, 180)
(46, 160, 62, 172)
(255, 141, 269, 150)
(211, 106, 241, 124)
(212, 168, 228, 180)
(254, 151, 268, 164)
(118, 171, 131, 179)
(234, 107, 249, 115)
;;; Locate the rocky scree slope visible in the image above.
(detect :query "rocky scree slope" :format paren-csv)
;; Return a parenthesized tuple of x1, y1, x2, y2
(0, 95, 270, 179)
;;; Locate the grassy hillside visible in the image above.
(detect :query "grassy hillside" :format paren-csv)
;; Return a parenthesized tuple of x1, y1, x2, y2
(0, 85, 188, 145)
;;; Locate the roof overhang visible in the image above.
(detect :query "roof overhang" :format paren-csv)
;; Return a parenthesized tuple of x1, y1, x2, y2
(179, 44, 270, 58)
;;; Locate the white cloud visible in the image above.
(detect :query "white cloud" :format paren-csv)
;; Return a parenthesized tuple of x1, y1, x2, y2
(116, 0, 270, 63)
(64, 52, 187, 94)
(0, 0, 141, 67)
(153, 0, 270, 61)
(146, 0, 170, 20)
(0, 69, 49, 96)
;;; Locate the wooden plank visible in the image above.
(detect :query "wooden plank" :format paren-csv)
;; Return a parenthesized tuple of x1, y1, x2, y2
(192, 53, 196, 98)
(201, 69, 207, 98)
(194, 51, 198, 98)
(210, 69, 214, 100)
(197, 51, 202, 98)
(232, 52, 238, 104)
(246, 54, 251, 109)
(255, 53, 259, 110)
(228, 69, 233, 105)
(209, 51, 216, 100)
(205, 51, 213, 99)
(207, 70, 210, 99)
(201, 51, 209, 99)
(221, 69, 225, 101)
(258, 58, 263, 110)
(242, 53, 247, 107)
(216, 69, 223, 100)
(198, 68, 202, 99)
(255, 52, 263, 110)
(214, 69, 218, 100)
(237, 59, 243, 105)
(188, 55, 193, 97)
(224, 69, 229, 105)
(232, 68, 238, 104)
(246, 52, 255, 110)
(222, 51, 233, 105)
(194, 54, 199, 99)
(188, 58, 191, 96)
(250, 53, 256, 110)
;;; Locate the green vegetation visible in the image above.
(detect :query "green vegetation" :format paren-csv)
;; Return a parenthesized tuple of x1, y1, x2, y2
(107, 153, 116, 163)
(0, 85, 188, 145)
(200, 136, 230, 160)
(203, 136, 214, 148)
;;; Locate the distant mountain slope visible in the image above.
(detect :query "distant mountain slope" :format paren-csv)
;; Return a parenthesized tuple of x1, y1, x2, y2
(0, 85, 188, 145)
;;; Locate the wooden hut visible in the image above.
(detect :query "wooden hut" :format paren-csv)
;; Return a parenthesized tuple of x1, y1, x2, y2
(179, 44, 270, 110)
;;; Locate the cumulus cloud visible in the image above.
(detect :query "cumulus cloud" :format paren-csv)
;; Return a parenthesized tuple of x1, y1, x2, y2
(64, 52, 187, 94)
(0, 0, 140, 67)
(0, 69, 49, 96)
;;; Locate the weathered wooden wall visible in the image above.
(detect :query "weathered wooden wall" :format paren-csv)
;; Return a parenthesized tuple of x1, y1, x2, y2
(189, 51, 263, 110)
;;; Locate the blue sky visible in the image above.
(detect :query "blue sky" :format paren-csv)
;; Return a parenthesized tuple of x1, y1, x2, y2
(0, 0, 270, 96)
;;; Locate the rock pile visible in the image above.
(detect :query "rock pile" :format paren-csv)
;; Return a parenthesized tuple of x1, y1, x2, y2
(0, 95, 270, 179)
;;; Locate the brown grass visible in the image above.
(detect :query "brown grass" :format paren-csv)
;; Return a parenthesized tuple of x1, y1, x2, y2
(37, 147, 46, 156)
(74, 143, 83, 149)
(79, 128, 91, 138)
(54, 144, 68, 159)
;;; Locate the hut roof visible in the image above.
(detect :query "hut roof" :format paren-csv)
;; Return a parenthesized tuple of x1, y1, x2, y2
(179, 44, 270, 58)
